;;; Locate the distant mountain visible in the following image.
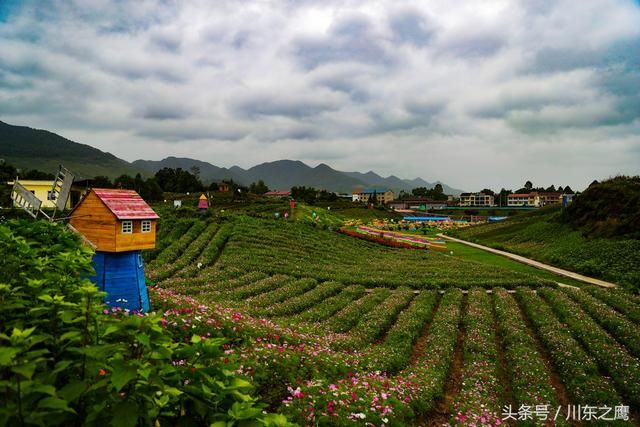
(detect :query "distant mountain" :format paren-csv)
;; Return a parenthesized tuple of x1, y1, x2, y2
(132, 157, 245, 183)
(0, 120, 140, 179)
(0, 120, 464, 194)
(136, 157, 464, 195)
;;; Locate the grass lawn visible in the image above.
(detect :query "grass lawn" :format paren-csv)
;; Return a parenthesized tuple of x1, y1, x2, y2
(444, 241, 588, 287)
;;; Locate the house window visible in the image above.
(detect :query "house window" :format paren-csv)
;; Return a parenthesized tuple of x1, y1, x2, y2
(121, 221, 133, 234)
(141, 220, 152, 233)
(47, 191, 56, 201)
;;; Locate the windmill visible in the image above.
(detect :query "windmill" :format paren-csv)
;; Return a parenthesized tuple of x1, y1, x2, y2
(10, 165, 75, 220)
(11, 165, 158, 312)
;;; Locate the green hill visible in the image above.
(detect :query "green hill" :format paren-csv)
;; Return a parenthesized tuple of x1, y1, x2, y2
(0, 120, 141, 178)
(561, 176, 640, 239)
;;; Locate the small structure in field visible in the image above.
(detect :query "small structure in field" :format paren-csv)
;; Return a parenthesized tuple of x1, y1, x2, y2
(218, 182, 231, 192)
(198, 193, 209, 213)
(69, 189, 159, 312)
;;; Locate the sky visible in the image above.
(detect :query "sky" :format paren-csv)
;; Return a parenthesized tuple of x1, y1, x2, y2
(1, 0, 639, 191)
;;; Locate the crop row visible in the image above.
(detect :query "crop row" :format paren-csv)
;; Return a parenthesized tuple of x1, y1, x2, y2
(539, 288, 640, 407)
(217, 220, 555, 289)
(585, 286, 640, 324)
(265, 281, 344, 317)
(369, 291, 438, 374)
(180, 271, 268, 298)
(148, 220, 207, 275)
(144, 218, 196, 262)
(149, 222, 220, 281)
(222, 274, 294, 301)
(294, 285, 366, 323)
(245, 278, 318, 312)
(493, 288, 566, 426)
(324, 288, 391, 333)
(515, 289, 623, 415)
(179, 224, 234, 278)
(450, 288, 503, 426)
(562, 287, 640, 359)
(408, 289, 463, 413)
(346, 287, 415, 346)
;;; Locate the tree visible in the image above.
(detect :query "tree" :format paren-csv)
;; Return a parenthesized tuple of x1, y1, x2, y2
(21, 169, 55, 180)
(411, 187, 428, 197)
(558, 186, 564, 193)
(154, 168, 203, 193)
(141, 177, 164, 201)
(524, 181, 533, 190)
(480, 188, 495, 196)
(92, 176, 113, 188)
(563, 185, 574, 194)
(114, 174, 136, 189)
(495, 188, 513, 207)
(545, 185, 557, 192)
(249, 180, 269, 194)
(0, 161, 17, 207)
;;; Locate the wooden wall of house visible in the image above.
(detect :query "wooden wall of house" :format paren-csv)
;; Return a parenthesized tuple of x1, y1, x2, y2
(69, 192, 117, 252)
(115, 220, 156, 252)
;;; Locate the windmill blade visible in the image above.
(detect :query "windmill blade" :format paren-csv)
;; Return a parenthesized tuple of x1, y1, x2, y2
(11, 181, 43, 218)
(50, 165, 75, 214)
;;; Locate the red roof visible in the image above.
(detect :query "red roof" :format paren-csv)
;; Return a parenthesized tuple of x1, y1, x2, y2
(93, 189, 159, 220)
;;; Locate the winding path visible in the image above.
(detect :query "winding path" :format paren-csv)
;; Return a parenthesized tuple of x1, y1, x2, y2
(437, 234, 617, 289)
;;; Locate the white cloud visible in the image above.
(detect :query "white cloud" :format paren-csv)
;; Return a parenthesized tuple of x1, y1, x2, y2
(0, 0, 639, 190)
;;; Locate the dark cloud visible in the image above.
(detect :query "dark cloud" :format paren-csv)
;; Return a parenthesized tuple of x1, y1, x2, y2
(0, 1, 639, 189)
(440, 34, 505, 58)
(389, 9, 434, 47)
(293, 15, 394, 69)
(232, 94, 342, 119)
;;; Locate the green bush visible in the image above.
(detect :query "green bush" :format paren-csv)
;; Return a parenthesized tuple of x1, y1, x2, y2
(0, 220, 290, 427)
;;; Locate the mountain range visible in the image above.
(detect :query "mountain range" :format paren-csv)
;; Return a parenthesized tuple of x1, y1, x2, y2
(0, 120, 464, 195)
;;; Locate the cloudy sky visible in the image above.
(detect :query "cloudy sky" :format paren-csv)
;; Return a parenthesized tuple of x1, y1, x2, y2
(1, 0, 639, 190)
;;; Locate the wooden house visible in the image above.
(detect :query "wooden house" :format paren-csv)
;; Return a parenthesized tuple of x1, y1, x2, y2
(69, 189, 159, 252)
(218, 183, 231, 192)
(69, 189, 159, 312)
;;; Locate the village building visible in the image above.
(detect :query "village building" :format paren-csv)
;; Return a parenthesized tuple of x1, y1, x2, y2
(7, 179, 91, 209)
(218, 182, 231, 192)
(352, 188, 395, 204)
(507, 192, 563, 207)
(389, 198, 447, 211)
(459, 192, 495, 207)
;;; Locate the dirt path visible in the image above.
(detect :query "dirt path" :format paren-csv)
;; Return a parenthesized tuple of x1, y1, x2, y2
(437, 234, 617, 289)
(408, 294, 442, 366)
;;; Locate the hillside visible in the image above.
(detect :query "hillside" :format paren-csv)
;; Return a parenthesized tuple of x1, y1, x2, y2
(0, 120, 140, 178)
(0, 120, 463, 194)
(561, 176, 640, 239)
(134, 157, 465, 194)
(450, 202, 640, 291)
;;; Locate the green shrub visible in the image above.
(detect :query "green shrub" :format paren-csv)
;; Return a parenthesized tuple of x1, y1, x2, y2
(0, 220, 290, 427)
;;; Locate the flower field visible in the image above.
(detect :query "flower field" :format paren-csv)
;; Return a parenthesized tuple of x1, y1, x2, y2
(140, 214, 640, 426)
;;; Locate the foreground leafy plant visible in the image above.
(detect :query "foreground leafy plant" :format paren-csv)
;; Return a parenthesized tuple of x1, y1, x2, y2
(0, 220, 291, 427)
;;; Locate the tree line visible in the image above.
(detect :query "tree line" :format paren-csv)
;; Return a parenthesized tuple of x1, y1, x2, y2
(0, 162, 273, 206)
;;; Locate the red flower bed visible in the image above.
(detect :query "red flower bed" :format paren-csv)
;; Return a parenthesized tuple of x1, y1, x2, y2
(337, 228, 427, 249)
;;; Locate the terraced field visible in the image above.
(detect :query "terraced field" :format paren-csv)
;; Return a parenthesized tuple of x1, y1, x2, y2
(147, 215, 640, 425)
